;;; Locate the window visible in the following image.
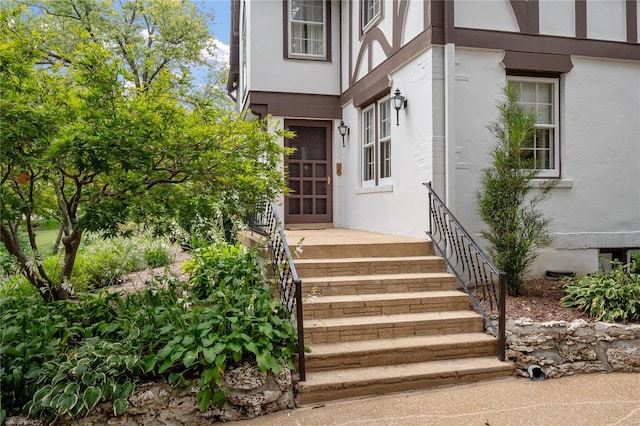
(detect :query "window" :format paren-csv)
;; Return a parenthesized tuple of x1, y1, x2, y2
(508, 77, 560, 177)
(362, 0, 381, 31)
(362, 97, 392, 185)
(289, 0, 325, 58)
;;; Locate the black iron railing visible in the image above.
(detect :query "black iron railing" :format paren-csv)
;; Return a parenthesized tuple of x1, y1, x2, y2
(424, 182, 506, 361)
(246, 200, 306, 380)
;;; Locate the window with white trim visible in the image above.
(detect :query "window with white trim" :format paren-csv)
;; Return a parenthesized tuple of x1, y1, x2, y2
(289, 0, 325, 58)
(361, 97, 392, 185)
(508, 77, 560, 178)
(362, 0, 381, 31)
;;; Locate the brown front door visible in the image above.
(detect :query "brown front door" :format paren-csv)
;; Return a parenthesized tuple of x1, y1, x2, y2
(284, 120, 333, 224)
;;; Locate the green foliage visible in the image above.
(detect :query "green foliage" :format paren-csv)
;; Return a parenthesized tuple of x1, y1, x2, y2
(477, 85, 557, 296)
(0, 274, 38, 299)
(562, 262, 640, 323)
(183, 243, 264, 299)
(1, 242, 297, 419)
(1, 2, 290, 300)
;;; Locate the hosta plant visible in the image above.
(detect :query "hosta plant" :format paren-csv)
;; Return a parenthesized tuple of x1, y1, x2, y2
(562, 262, 640, 323)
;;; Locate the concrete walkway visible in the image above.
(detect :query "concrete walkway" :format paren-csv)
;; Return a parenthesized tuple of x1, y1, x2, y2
(235, 373, 640, 425)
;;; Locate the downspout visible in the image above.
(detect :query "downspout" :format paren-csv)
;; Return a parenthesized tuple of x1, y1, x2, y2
(443, 1, 456, 210)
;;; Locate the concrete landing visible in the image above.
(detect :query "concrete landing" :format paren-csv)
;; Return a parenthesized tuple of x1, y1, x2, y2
(235, 372, 640, 425)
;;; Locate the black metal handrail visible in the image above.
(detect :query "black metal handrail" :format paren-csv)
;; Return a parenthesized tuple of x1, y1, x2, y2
(246, 200, 306, 380)
(424, 182, 506, 361)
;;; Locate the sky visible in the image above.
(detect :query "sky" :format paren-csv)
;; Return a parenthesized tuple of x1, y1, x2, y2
(198, 0, 232, 66)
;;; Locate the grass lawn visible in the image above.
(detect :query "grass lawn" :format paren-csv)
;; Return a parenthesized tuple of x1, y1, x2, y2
(34, 223, 60, 255)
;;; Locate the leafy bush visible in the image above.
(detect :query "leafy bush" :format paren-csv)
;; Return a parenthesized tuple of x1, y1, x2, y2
(0, 274, 38, 299)
(1, 242, 297, 421)
(562, 262, 640, 322)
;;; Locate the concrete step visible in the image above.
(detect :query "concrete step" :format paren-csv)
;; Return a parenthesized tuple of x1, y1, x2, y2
(296, 356, 514, 406)
(296, 241, 434, 259)
(295, 256, 445, 278)
(303, 311, 484, 344)
(301, 272, 458, 296)
(303, 291, 470, 319)
(305, 333, 498, 372)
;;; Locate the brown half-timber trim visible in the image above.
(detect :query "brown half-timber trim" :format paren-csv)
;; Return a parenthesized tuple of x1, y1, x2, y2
(456, 28, 640, 62)
(227, 0, 240, 95)
(509, 0, 539, 35)
(342, 28, 435, 107)
(282, 0, 332, 62)
(628, 0, 638, 43)
(248, 91, 341, 119)
(575, 0, 587, 39)
(502, 51, 573, 75)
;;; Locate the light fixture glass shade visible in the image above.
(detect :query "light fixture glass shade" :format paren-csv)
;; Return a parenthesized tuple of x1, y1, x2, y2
(391, 89, 406, 111)
(338, 120, 349, 136)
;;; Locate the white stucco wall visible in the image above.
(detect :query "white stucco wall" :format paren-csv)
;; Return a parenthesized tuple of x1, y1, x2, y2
(339, 48, 440, 239)
(454, 0, 519, 32)
(587, 0, 627, 42)
(451, 48, 640, 275)
(539, 0, 576, 38)
(245, 0, 340, 95)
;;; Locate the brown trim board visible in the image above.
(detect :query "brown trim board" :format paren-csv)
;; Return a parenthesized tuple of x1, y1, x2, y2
(248, 91, 341, 119)
(342, 28, 436, 107)
(575, 0, 587, 39)
(456, 28, 640, 62)
(628, 0, 638, 44)
(502, 51, 573, 75)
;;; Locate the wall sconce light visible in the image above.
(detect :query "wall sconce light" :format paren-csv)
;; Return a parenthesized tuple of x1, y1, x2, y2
(391, 88, 407, 126)
(338, 120, 349, 147)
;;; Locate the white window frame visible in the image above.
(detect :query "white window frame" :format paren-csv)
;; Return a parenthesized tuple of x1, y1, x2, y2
(288, 0, 326, 59)
(362, 105, 376, 187)
(362, 0, 382, 32)
(378, 98, 392, 182)
(507, 76, 560, 178)
(361, 96, 392, 187)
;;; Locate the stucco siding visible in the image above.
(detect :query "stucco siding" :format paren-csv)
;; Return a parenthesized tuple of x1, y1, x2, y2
(339, 49, 439, 239)
(539, 0, 576, 38)
(451, 48, 640, 274)
(587, 0, 627, 42)
(454, 0, 519, 32)
(247, 0, 340, 95)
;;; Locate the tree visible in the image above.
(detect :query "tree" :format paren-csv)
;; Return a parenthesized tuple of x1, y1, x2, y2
(477, 85, 557, 296)
(0, 2, 289, 301)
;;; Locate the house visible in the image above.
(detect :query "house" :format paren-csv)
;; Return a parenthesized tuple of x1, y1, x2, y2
(227, 0, 640, 276)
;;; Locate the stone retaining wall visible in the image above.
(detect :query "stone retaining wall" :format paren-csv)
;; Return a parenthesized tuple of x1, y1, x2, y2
(9, 363, 294, 426)
(506, 318, 640, 379)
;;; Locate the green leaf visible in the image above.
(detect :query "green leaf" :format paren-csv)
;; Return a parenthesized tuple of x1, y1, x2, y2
(55, 393, 79, 415)
(197, 387, 212, 412)
(82, 386, 102, 412)
(158, 358, 173, 374)
(113, 398, 128, 416)
(183, 350, 198, 368)
(157, 342, 175, 360)
(119, 381, 135, 400)
(256, 353, 269, 371)
(143, 354, 157, 373)
(182, 335, 194, 346)
(202, 347, 216, 364)
(213, 389, 226, 408)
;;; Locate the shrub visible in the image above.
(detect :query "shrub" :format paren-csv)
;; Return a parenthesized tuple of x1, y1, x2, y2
(562, 262, 640, 322)
(1, 242, 297, 420)
(477, 85, 557, 296)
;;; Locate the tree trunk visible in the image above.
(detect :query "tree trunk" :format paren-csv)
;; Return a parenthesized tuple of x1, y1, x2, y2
(61, 229, 83, 285)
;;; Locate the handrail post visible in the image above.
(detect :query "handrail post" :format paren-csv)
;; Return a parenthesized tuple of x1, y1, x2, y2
(294, 278, 306, 381)
(498, 272, 506, 361)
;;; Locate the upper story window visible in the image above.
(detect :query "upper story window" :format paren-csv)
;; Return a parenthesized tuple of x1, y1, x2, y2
(288, 0, 326, 58)
(508, 77, 560, 178)
(362, 97, 392, 186)
(362, 0, 381, 32)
